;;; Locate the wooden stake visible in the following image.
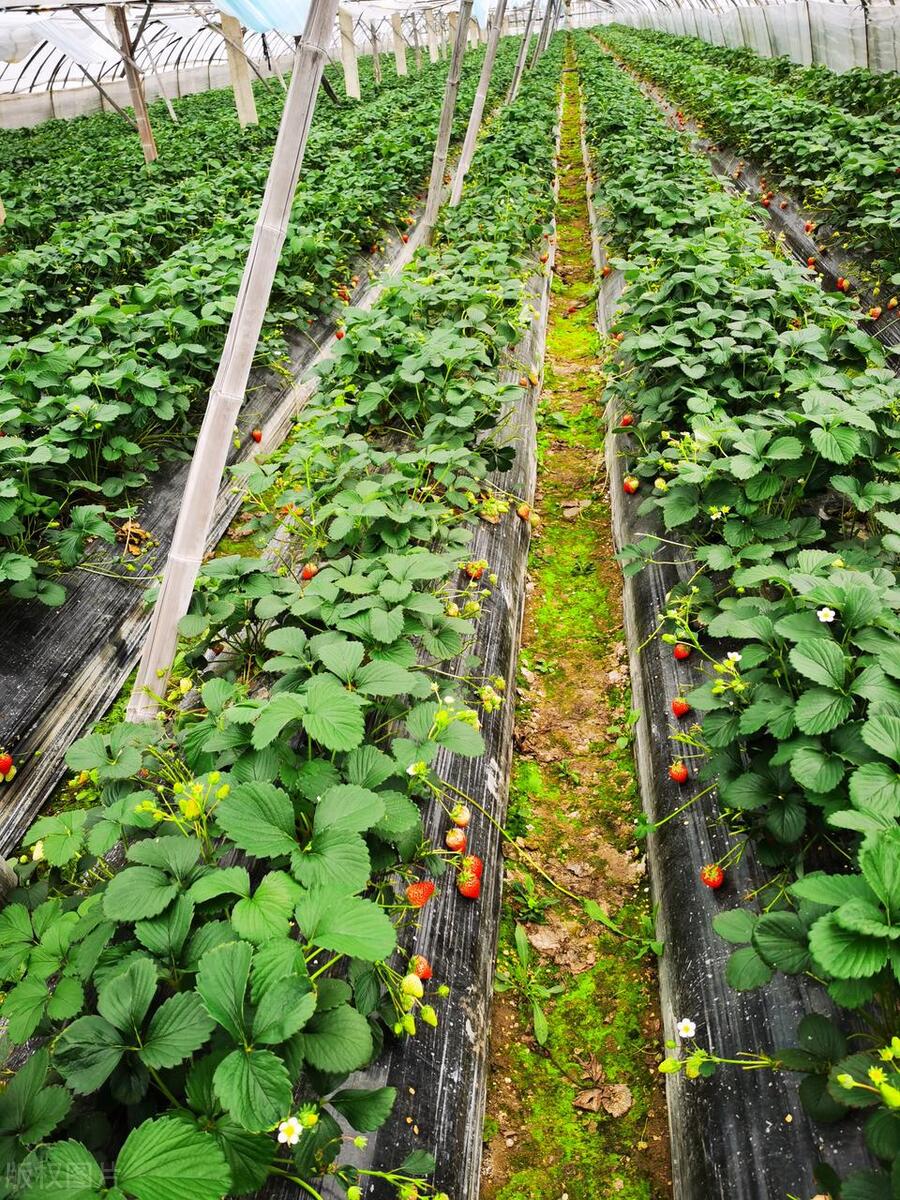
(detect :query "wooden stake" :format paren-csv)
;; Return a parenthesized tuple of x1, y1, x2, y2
(338, 6, 360, 98)
(219, 11, 259, 126)
(370, 21, 382, 84)
(411, 13, 423, 69)
(391, 12, 407, 76)
(450, 0, 508, 206)
(426, 8, 440, 62)
(507, 0, 538, 101)
(126, 0, 342, 723)
(422, 0, 473, 242)
(530, 0, 554, 64)
(108, 5, 157, 163)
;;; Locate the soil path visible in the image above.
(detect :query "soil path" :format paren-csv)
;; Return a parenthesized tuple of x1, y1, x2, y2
(479, 50, 672, 1200)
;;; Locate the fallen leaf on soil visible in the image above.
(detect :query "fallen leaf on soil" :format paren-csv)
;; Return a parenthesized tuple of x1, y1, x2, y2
(561, 498, 591, 519)
(525, 926, 562, 954)
(573, 1084, 633, 1117)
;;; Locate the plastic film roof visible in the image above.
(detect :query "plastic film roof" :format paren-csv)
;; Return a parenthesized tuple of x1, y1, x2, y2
(0, 0, 496, 95)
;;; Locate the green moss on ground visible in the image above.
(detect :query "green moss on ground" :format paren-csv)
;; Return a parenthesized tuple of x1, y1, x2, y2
(481, 48, 670, 1200)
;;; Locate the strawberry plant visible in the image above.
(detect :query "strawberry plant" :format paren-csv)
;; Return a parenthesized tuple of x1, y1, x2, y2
(579, 32, 899, 1194)
(0, 45, 563, 1199)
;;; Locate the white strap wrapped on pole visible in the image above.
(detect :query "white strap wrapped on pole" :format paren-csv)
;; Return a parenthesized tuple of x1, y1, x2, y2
(338, 5, 360, 97)
(219, 10, 259, 125)
(450, 0, 508, 206)
(507, 0, 538, 101)
(126, 0, 342, 723)
(421, 0, 474, 242)
(391, 11, 407, 75)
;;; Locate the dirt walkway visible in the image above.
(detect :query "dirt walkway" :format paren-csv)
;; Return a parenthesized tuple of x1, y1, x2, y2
(479, 51, 671, 1200)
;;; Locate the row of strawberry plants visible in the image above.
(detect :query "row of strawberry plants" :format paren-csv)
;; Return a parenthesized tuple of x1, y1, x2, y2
(0, 41, 562, 1200)
(625, 28, 900, 118)
(0, 41, 519, 610)
(0, 58, 422, 340)
(596, 24, 900, 281)
(577, 31, 899, 1198)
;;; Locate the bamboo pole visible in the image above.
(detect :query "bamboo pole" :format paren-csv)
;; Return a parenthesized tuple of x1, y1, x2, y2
(75, 6, 178, 123)
(530, 0, 554, 65)
(507, 0, 538, 101)
(421, 0, 473, 242)
(370, 21, 382, 83)
(107, 5, 157, 162)
(411, 13, 423, 69)
(391, 12, 408, 75)
(126, 0, 342, 723)
(219, 11, 259, 126)
(426, 8, 440, 61)
(338, 6, 360, 97)
(450, 0, 508, 206)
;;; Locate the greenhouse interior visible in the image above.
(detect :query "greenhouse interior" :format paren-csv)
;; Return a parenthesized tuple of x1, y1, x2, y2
(0, 0, 898, 1196)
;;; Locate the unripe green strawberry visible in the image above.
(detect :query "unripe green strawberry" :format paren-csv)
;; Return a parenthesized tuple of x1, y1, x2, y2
(421, 1004, 438, 1027)
(401, 973, 424, 998)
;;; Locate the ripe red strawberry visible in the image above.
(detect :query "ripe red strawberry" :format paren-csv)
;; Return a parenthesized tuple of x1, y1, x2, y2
(401, 233, 409, 243)
(450, 803, 471, 828)
(300, 562, 319, 581)
(411, 954, 432, 980)
(623, 476, 639, 494)
(671, 697, 691, 718)
(540, 253, 549, 264)
(673, 643, 691, 661)
(601, 264, 612, 279)
(620, 413, 634, 427)
(806, 256, 816, 267)
(700, 863, 724, 889)
(335, 329, 345, 340)
(804, 220, 815, 233)
(445, 828, 467, 852)
(457, 872, 481, 899)
(517, 502, 531, 521)
(406, 880, 436, 908)
(464, 562, 484, 580)
(0, 753, 13, 778)
(669, 761, 689, 784)
(869, 307, 883, 320)
(760, 197, 770, 208)
(251, 429, 262, 443)
(462, 854, 483, 879)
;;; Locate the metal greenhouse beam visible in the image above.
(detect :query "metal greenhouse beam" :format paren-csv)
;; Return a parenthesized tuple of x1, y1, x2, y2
(219, 11, 259, 126)
(507, 0, 538, 101)
(126, 0, 342, 723)
(449, 0, 509, 206)
(107, 4, 157, 162)
(421, 0, 474, 241)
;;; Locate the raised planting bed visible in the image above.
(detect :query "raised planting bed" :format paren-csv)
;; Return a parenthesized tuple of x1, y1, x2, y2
(578, 31, 896, 1200)
(0, 41, 564, 1200)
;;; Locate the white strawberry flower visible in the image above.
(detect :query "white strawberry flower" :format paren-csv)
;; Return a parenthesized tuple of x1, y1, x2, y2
(31, 840, 45, 863)
(676, 1018, 697, 1039)
(726, 652, 742, 664)
(816, 607, 836, 623)
(277, 1117, 303, 1146)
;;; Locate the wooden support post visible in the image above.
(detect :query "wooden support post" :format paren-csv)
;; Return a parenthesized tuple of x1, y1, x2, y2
(422, 0, 473, 242)
(411, 14, 423, 69)
(450, 0, 508, 205)
(126, 0, 342, 723)
(219, 11, 258, 126)
(0, 197, 5, 226)
(108, 5, 157, 162)
(391, 12, 408, 75)
(507, 0, 539, 101)
(338, 6, 360, 97)
(426, 8, 440, 61)
(370, 21, 382, 83)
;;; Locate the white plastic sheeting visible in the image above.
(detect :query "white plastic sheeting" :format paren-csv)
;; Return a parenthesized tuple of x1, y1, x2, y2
(573, 0, 900, 75)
